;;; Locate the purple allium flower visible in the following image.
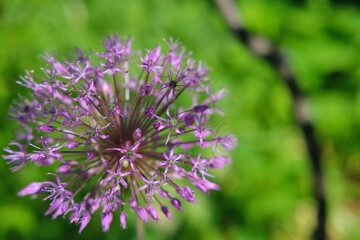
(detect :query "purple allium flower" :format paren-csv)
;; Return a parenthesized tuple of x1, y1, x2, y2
(3, 35, 236, 233)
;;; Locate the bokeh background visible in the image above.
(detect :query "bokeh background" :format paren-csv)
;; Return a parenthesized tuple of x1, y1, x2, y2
(1, 0, 360, 239)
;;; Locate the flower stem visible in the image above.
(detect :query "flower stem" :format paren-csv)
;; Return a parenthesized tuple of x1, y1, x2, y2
(135, 213, 144, 240)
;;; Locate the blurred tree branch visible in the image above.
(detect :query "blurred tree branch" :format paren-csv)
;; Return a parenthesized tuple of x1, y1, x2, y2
(214, 0, 327, 239)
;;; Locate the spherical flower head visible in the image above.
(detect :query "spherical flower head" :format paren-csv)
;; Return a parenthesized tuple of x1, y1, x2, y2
(3, 35, 237, 233)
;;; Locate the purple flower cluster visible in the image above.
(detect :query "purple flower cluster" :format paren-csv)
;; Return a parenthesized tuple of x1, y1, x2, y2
(3, 35, 236, 233)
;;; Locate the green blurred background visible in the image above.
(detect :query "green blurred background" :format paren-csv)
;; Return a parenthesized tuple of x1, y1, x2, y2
(1, 0, 360, 239)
